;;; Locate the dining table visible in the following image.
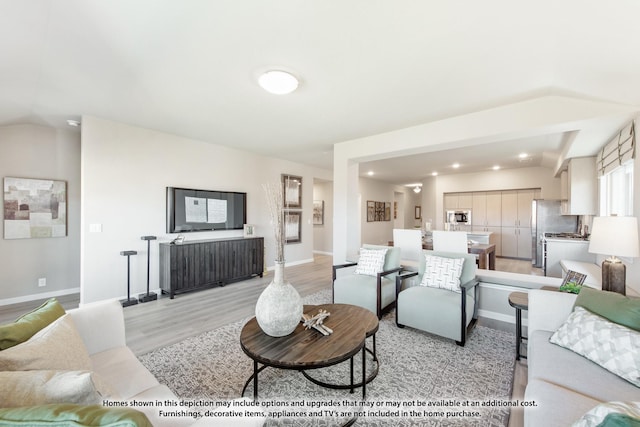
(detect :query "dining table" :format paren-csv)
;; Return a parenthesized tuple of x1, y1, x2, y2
(422, 241, 496, 270)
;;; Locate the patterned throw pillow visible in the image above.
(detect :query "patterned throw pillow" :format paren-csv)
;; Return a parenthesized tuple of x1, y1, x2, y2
(354, 248, 388, 276)
(550, 306, 640, 387)
(419, 255, 465, 293)
(571, 401, 640, 427)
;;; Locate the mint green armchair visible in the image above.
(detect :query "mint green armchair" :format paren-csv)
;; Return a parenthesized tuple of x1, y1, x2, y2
(332, 244, 402, 319)
(395, 250, 479, 346)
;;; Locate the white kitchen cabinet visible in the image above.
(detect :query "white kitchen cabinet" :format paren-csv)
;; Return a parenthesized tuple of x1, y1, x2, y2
(444, 193, 473, 210)
(457, 193, 472, 209)
(561, 157, 597, 215)
(472, 191, 501, 227)
(486, 191, 502, 226)
(472, 192, 487, 226)
(500, 189, 534, 259)
(501, 226, 531, 259)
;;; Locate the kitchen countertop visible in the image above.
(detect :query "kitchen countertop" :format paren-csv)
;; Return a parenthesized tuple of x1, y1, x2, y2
(425, 230, 494, 236)
(544, 237, 590, 243)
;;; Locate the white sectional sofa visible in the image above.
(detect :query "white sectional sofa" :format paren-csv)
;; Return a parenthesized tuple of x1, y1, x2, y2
(523, 289, 639, 426)
(0, 299, 265, 427)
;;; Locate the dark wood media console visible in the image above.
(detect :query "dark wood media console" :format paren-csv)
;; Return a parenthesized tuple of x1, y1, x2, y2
(159, 237, 264, 298)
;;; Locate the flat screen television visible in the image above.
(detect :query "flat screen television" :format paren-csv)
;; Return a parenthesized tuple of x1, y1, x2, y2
(166, 187, 247, 233)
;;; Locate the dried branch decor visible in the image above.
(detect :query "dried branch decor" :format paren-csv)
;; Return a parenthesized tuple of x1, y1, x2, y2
(262, 182, 285, 262)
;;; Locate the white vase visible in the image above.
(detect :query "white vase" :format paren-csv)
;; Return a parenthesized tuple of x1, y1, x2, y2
(255, 261, 303, 337)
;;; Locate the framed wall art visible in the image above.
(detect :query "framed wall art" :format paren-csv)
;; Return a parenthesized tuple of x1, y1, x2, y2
(284, 211, 301, 244)
(313, 200, 324, 225)
(366, 200, 391, 222)
(3, 177, 67, 239)
(281, 174, 302, 208)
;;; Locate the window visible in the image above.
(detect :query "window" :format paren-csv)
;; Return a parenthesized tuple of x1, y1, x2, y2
(599, 160, 634, 216)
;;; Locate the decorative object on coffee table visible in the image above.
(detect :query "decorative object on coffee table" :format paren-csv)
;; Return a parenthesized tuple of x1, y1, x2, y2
(255, 182, 303, 337)
(558, 269, 586, 294)
(120, 250, 138, 307)
(588, 216, 640, 295)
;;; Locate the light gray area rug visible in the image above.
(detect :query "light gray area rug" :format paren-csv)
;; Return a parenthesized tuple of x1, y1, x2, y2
(139, 290, 516, 426)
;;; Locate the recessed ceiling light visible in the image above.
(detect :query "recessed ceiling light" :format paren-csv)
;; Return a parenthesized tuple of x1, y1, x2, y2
(452, 163, 460, 169)
(367, 171, 374, 176)
(518, 153, 528, 159)
(432, 172, 438, 176)
(66, 119, 80, 127)
(492, 165, 500, 171)
(258, 70, 299, 95)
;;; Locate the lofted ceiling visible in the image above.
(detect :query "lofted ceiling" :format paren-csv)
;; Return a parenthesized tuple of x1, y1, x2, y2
(1, 1, 639, 184)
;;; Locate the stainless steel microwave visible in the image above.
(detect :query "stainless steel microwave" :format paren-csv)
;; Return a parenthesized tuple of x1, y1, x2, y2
(446, 210, 471, 225)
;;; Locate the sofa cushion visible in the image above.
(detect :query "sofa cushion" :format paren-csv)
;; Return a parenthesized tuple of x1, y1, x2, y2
(0, 370, 117, 407)
(419, 254, 465, 293)
(354, 247, 388, 276)
(0, 314, 91, 371)
(523, 379, 600, 427)
(575, 287, 640, 332)
(571, 401, 640, 427)
(0, 404, 152, 427)
(549, 307, 640, 387)
(90, 347, 160, 400)
(528, 330, 639, 402)
(0, 298, 65, 350)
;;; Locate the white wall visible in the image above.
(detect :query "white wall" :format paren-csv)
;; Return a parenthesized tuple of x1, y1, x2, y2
(0, 125, 81, 304)
(81, 116, 331, 303)
(359, 178, 414, 247)
(312, 181, 333, 254)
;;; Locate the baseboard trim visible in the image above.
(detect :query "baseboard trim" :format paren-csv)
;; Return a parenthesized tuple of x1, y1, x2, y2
(0, 287, 80, 307)
(313, 250, 333, 256)
(478, 309, 528, 327)
(265, 258, 315, 270)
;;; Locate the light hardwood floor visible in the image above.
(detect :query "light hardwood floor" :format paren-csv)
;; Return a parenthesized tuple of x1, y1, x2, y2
(1, 255, 532, 427)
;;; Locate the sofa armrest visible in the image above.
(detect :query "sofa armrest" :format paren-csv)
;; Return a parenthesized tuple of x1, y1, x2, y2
(68, 299, 126, 355)
(528, 289, 577, 334)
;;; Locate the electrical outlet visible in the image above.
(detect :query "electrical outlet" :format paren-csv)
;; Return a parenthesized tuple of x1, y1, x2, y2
(38, 278, 46, 287)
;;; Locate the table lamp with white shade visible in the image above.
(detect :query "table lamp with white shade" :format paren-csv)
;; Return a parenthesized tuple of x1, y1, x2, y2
(588, 216, 640, 295)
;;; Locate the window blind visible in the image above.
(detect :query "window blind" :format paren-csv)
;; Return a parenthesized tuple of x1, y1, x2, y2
(596, 121, 635, 175)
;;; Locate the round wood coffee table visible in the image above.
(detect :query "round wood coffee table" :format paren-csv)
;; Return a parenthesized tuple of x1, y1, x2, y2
(240, 303, 379, 400)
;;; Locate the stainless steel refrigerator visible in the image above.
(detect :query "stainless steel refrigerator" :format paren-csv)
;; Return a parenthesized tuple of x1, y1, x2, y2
(531, 200, 578, 267)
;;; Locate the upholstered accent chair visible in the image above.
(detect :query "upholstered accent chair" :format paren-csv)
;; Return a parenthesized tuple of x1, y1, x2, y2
(332, 244, 402, 319)
(395, 250, 479, 346)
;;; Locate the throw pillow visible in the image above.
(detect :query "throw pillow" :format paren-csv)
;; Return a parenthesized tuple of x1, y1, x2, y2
(0, 370, 118, 407)
(419, 255, 465, 293)
(0, 314, 91, 371)
(0, 298, 65, 350)
(550, 306, 640, 387)
(571, 401, 640, 427)
(0, 404, 153, 427)
(574, 287, 640, 331)
(355, 248, 388, 276)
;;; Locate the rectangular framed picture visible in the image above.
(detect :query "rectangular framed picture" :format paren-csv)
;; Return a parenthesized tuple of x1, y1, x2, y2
(313, 200, 324, 225)
(415, 206, 422, 219)
(285, 211, 301, 244)
(3, 177, 67, 239)
(367, 201, 375, 222)
(282, 174, 302, 208)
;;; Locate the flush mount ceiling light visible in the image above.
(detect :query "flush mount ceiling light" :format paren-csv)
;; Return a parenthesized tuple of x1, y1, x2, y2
(66, 119, 81, 127)
(413, 186, 422, 194)
(258, 70, 299, 95)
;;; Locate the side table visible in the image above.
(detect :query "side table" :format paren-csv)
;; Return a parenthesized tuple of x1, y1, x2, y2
(507, 292, 528, 360)
(508, 286, 559, 361)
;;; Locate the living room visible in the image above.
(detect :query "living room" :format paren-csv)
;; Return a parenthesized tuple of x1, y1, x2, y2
(1, 2, 640, 427)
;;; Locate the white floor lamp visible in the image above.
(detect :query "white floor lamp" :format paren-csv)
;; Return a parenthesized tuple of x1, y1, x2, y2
(588, 216, 640, 295)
